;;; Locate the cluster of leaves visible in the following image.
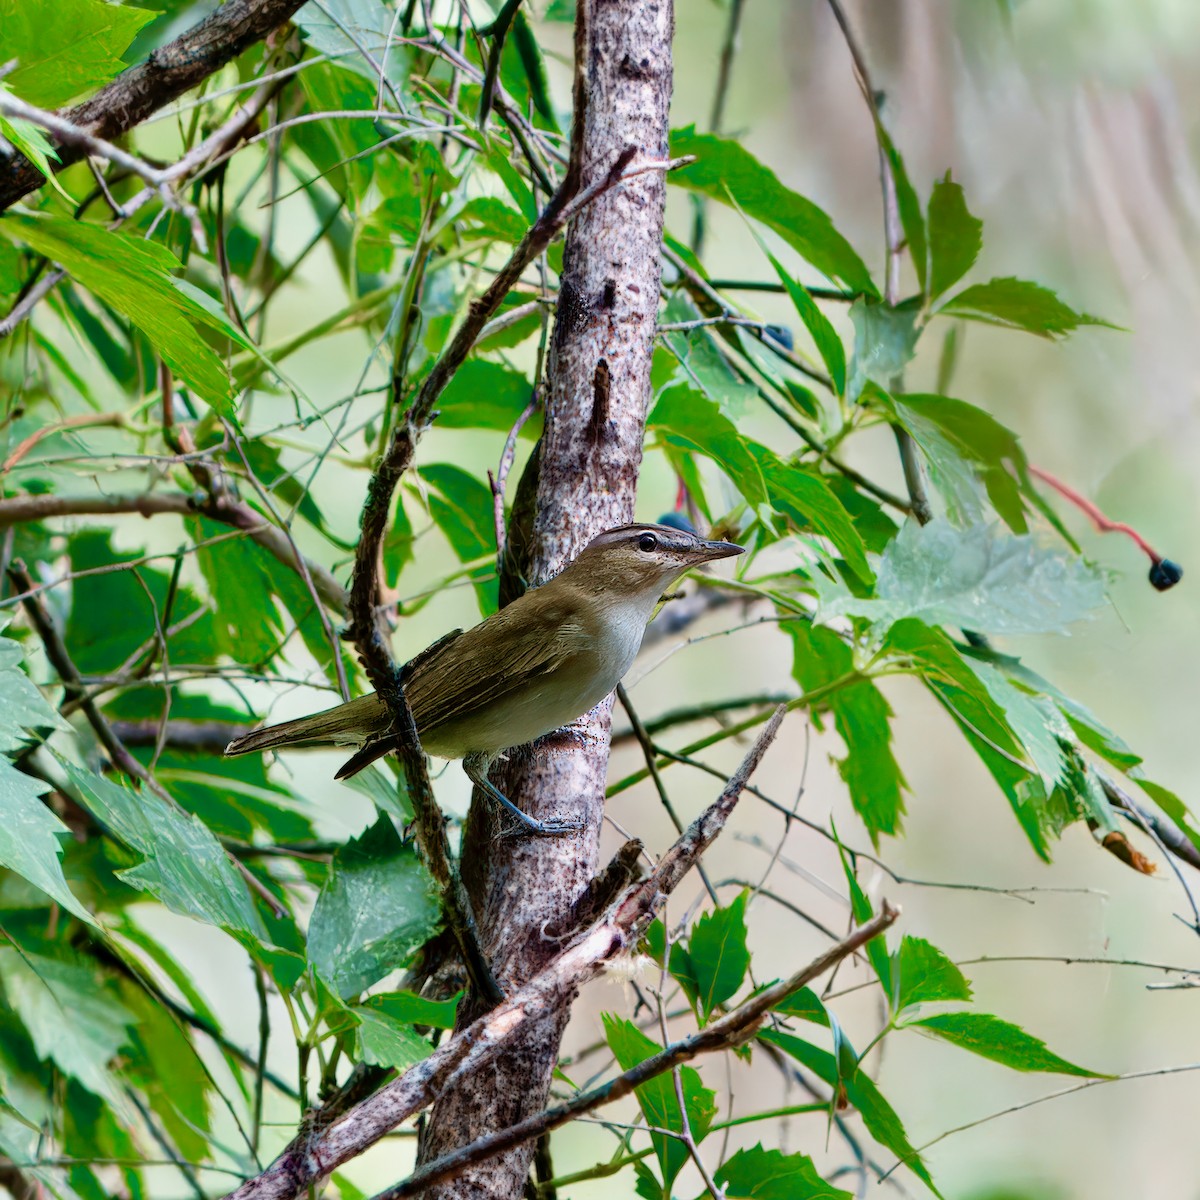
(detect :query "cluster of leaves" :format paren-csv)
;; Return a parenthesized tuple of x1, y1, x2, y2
(0, 0, 1189, 1197)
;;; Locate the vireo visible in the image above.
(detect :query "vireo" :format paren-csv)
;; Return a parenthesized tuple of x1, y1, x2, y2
(225, 522, 743, 833)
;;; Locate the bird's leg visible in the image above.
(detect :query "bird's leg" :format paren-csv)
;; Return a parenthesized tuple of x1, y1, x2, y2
(462, 752, 583, 837)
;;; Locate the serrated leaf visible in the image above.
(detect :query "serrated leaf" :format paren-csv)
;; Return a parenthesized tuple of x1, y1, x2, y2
(294, 0, 411, 85)
(846, 299, 919, 402)
(649, 384, 769, 510)
(716, 1144, 852, 1200)
(0, 950, 134, 1102)
(0, 0, 154, 107)
(882, 620, 1054, 857)
(418, 463, 498, 615)
(927, 175, 982, 302)
(659, 293, 758, 417)
(766, 253, 846, 394)
(896, 936, 972, 1011)
(359, 989, 459, 1030)
(939, 277, 1111, 339)
(880, 131, 927, 292)
(307, 816, 441, 999)
(437, 361, 542, 431)
(669, 127, 876, 294)
(821, 519, 1106, 636)
(761, 1030, 939, 1194)
(831, 832, 894, 997)
(354, 1008, 433, 1070)
(754, 449, 871, 582)
(603, 1014, 716, 1192)
(688, 890, 750, 1019)
(911, 1011, 1105, 1077)
(791, 624, 905, 843)
(775, 986, 830, 1026)
(0, 762, 94, 925)
(889, 391, 1028, 529)
(63, 762, 265, 939)
(1, 214, 235, 414)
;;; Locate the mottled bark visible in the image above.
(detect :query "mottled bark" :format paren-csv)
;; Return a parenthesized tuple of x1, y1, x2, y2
(415, 1, 675, 1196)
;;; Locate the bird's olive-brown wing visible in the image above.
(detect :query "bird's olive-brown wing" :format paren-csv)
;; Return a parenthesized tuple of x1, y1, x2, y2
(403, 600, 584, 736)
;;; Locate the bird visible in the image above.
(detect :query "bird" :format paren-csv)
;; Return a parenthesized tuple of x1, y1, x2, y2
(225, 521, 744, 834)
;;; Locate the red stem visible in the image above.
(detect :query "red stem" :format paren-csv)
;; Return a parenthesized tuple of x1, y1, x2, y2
(1029, 464, 1161, 563)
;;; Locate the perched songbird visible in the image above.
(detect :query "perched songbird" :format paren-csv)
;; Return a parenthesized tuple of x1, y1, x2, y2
(225, 522, 744, 833)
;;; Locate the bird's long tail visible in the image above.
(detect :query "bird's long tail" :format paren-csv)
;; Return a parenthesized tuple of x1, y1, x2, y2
(224, 693, 389, 757)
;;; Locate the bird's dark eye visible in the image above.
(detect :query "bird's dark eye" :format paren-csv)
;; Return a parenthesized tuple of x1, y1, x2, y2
(637, 533, 658, 552)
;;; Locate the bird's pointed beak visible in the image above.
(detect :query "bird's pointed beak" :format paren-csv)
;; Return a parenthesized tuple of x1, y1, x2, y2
(688, 537, 745, 564)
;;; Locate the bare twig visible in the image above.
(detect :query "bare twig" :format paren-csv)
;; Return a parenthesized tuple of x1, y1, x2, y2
(0, 491, 348, 613)
(0, 0, 308, 210)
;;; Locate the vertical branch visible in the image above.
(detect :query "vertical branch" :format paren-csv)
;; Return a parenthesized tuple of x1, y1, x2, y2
(414, 0, 675, 1196)
(824, 0, 934, 525)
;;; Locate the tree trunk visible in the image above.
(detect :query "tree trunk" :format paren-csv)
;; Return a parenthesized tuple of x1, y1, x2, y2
(415, 1, 674, 1195)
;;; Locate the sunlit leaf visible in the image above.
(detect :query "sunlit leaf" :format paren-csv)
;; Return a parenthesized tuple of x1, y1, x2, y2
(63, 762, 266, 939)
(896, 936, 973, 1011)
(0, 214, 236, 415)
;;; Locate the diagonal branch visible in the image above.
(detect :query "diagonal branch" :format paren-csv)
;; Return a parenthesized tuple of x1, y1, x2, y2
(372, 904, 899, 1199)
(221, 708, 787, 1200)
(0, 0, 307, 211)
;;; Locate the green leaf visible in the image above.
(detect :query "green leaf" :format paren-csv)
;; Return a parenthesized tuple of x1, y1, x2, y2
(0, 0, 154, 107)
(846, 299, 919, 402)
(307, 816, 442, 999)
(8, 661, 107, 903)
(889, 392, 1028, 529)
(354, 1008, 433, 1070)
(0, 761, 94, 924)
(831, 827, 894, 997)
(911, 1012, 1105, 1077)
(0, 949, 134, 1102)
(418, 463, 498, 615)
(669, 127, 876, 294)
(753, 449, 870, 581)
(63, 761, 266, 940)
(603, 1014, 716, 1192)
(880, 131, 927, 293)
(767, 253, 846, 394)
(939, 277, 1110, 339)
(294, 0, 411, 86)
(436, 361, 540, 431)
(649, 385, 769, 510)
(688, 890, 751, 1020)
(896, 936, 973, 1011)
(821, 518, 1107, 636)
(774, 986, 830, 1026)
(790, 624, 905, 843)
(716, 1144, 852, 1200)
(0, 95, 72, 203)
(359, 989, 459, 1030)
(659, 294, 758, 417)
(927, 175, 982, 303)
(0, 214, 235, 414)
(1134, 777, 1200, 861)
(762, 1030, 939, 1194)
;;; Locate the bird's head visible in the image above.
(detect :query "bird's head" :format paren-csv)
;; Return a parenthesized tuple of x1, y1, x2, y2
(564, 522, 744, 601)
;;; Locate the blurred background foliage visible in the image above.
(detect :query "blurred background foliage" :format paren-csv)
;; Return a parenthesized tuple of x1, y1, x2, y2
(0, 0, 1197, 1197)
